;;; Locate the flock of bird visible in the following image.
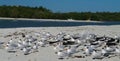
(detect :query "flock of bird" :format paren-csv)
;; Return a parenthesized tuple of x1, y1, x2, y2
(0, 31, 120, 60)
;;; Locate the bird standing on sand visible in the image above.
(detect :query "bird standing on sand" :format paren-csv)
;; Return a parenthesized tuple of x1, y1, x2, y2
(32, 43, 38, 52)
(22, 47, 31, 55)
(91, 50, 103, 59)
(84, 46, 94, 56)
(17, 43, 24, 50)
(66, 45, 78, 57)
(105, 46, 115, 52)
(38, 40, 47, 47)
(5, 44, 16, 53)
(53, 42, 65, 52)
(57, 50, 68, 59)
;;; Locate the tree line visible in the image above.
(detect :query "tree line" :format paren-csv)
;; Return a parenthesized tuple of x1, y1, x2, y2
(0, 5, 120, 21)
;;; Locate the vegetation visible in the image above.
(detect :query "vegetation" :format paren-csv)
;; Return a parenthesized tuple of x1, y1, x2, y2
(0, 5, 120, 21)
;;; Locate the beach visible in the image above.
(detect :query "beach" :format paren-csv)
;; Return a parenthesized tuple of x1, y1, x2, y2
(0, 25, 120, 61)
(0, 0, 120, 61)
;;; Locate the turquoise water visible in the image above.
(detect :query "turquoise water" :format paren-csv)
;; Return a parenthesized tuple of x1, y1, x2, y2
(0, 20, 120, 28)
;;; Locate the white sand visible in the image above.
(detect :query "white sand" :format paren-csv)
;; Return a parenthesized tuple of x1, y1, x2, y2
(0, 25, 120, 61)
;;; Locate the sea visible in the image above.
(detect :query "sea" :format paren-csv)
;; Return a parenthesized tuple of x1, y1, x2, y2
(0, 20, 120, 28)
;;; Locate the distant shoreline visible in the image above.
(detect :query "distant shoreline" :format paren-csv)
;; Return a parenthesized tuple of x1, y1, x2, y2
(0, 17, 103, 23)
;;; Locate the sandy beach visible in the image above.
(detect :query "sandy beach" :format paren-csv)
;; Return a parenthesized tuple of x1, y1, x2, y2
(0, 25, 120, 61)
(1, 0, 120, 61)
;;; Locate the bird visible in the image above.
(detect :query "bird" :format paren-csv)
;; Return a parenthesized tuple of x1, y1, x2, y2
(22, 41, 29, 47)
(22, 47, 31, 55)
(34, 32, 41, 37)
(105, 46, 115, 52)
(18, 39, 22, 44)
(5, 45, 16, 53)
(8, 39, 13, 44)
(115, 47, 120, 53)
(45, 32, 52, 37)
(57, 50, 68, 59)
(38, 40, 47, 47)
(32, 44, 39, 52)
(6, 41, 18, 49)
(114, 47, 120, 56)
(101, 48, 109, 57)
(69, 37, 76, 42)
(17, 43, 25, 50)
(66, 45, 78, 57)
(84, 46, 94, 56)
(53, 42, 65, 52)
(63, 34, 71, 40)
(86, 34, 96, 41)
(56, 36, 64, 42)
(91, 50, 103, 59)
(25, 35, 32, 39)
(28, 38, 36, 43)
(101, 46, 120, 58)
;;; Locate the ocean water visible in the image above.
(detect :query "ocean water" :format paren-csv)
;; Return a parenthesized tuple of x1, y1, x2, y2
(0, 20, 120, 28)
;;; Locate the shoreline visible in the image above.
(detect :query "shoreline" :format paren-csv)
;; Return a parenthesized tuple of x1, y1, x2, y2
(0, 17, 103, 22)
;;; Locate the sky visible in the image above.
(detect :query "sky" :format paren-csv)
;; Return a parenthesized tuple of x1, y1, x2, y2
(0, 0, 120, 12)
